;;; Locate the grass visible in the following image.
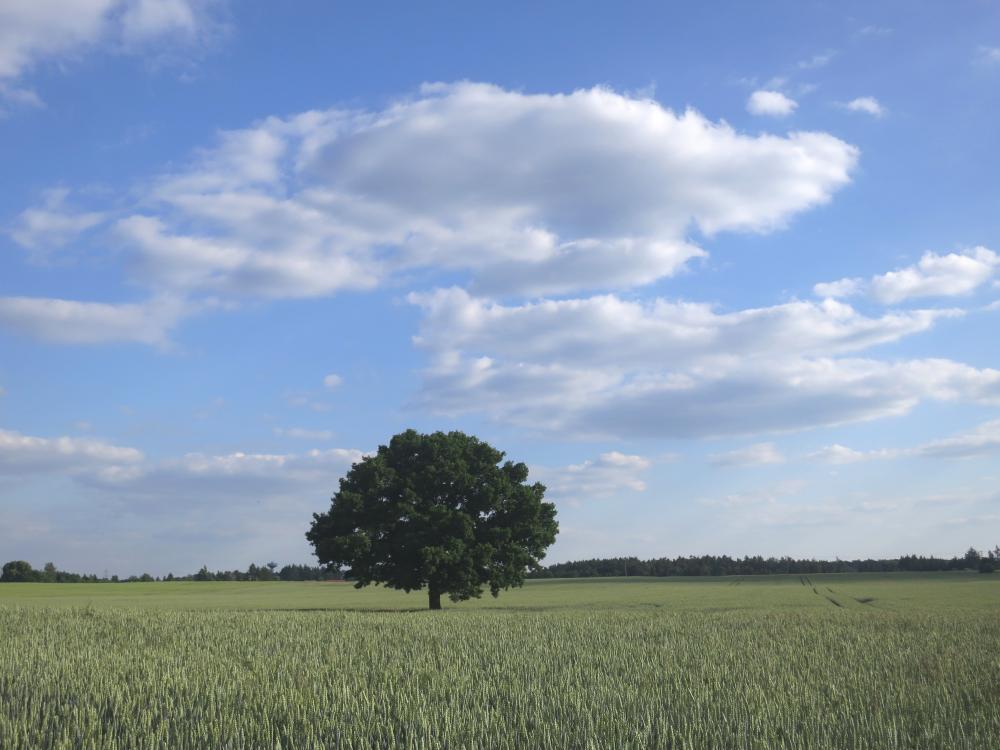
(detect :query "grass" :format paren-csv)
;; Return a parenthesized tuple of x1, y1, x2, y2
(1, 573, 998, 748)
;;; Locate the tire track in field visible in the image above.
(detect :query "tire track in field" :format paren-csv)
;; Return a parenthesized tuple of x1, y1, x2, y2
(802, 576, 845, 609)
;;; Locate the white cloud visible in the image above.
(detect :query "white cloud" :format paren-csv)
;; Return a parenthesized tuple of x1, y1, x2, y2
(0, 428, 142, 475)
(274, 427, 334, 441)
(0, 294, 189, 345)
(9, 188, 105, 251)
(746, 90, 798, 117)
(816, 247, 999, 303)
(915, 420, 1000, 459)
(417, 352, 999, 442)
(4, 437, 366, 575)
(411, 287, 958, 370)
(322, 374, 342, 389)
(106, 82, 855, 299)
(0, 422, 362, 503)
(409, 288, 988, 438)
(86, 445, 365, 499)
(120, 0, 198, 44)
(0, 1, 219, 104)
(0, 1, 116, 81)
(844, 97, 886, 117)
(813, 277, 863, 298)
(711, 442, 786, 467)
(534, 451, 651, 505)
(811, 420, 1000, 463)
(808, 443, 896, 464)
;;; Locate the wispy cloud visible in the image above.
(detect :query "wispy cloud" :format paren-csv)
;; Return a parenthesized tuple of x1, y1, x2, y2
(534, 452, 652, 506)
(810, 420, 1000, 464)
(9, 188, 105, 253)
(976, 46, 1000, 65)
(0, 294, 191, 346)
(274, 427, 334, 441)
(798, 51, 836, 70)
(0, 1, 224, 108)
(856, 25, 892, 37)
(711, 442, 786, 467)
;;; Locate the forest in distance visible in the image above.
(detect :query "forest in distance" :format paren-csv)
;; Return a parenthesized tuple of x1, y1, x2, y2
(3, 545, 997, 584)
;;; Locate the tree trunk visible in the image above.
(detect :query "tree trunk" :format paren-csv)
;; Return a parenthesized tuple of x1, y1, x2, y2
(428, 588, 442, 610)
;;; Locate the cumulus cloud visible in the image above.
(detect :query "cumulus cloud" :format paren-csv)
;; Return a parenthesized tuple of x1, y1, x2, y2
(0, 1, 219, 105)
(534, 451, 652, 505)
(322, 374, 342, 389)
(711, 442, 786, 467)
(103, 82, 856, 299)
(813, 277, 863, 298)
(746, 90, 798, 116)
(3, 432, 365, 573)
(408, 287, 991, 438)
(417, 343, 999, 440)
(815, 247, 999, 303)
(1, 422, 362, 506)
(0, 428, 142, 475)
(410, 288, 957, 369)
(844, 97, 885, 117)
(0, 294, 189, 345)
(416, 346, 1000, 440)
(85, 446, 365, 499)
(9, 188, 105, 252)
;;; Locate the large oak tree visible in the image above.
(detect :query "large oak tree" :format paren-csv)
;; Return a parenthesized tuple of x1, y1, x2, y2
(306, 430, 558, 609)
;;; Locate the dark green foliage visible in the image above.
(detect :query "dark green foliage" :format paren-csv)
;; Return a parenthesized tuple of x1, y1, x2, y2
(277, 563, 339, 581)
(307, 429, 558, 609)
(528, 548, 1000, 579)
(1, 561, 89, 583)
(1, 561, 36, 582)
(0, 560, 337, 583)
(964, 546, 982, 567)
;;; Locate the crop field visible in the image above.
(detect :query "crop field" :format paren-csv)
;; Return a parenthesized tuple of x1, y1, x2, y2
(1, 573, 997, 749)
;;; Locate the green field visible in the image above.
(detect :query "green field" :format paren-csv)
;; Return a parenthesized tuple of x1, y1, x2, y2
(1, 573, 998, 748)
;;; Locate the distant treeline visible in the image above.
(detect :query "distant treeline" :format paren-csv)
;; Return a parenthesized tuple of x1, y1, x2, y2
(0, 560, 342, 584)
(528, 546, 1000, 578)
(4, 546, 997, 583)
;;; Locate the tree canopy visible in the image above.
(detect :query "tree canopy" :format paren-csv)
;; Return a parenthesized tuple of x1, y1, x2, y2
(306, 429, 558, 609)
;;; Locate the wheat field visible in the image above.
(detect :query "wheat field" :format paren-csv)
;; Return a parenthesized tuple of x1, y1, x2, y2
(1, 574, 997, 749)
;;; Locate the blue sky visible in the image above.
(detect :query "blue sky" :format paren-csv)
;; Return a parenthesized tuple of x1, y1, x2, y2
(1, 1, 998, 576)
